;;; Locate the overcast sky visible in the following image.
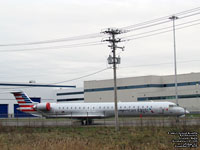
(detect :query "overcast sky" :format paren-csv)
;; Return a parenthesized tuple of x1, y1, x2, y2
(0, 0, 200, 87)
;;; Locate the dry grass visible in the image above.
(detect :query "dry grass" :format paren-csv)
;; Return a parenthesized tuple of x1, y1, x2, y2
(0, 125, 199, 150)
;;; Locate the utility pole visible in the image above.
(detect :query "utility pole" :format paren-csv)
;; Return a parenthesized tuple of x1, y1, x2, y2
(169, 15, 179, 106)
(102, 28, 124, 131)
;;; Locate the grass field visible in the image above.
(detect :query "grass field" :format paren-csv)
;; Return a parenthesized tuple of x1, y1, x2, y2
(0, 125, 199, 150)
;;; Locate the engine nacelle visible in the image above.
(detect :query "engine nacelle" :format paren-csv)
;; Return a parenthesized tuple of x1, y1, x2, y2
(35, 103, 51, 111)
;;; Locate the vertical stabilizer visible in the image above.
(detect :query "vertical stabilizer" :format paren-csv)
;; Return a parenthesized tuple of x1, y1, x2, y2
(11, 91, 37, 112)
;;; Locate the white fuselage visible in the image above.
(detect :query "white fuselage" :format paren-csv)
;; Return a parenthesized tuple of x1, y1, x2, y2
(35, 101, 187, 119)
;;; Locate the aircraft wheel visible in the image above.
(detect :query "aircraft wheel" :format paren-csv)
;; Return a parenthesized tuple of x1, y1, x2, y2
(88, 119, 93, 125)
(81, 120, 85, 125)
(84, 119, 93, 125)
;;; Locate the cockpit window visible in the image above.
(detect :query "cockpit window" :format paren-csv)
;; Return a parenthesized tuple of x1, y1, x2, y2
(169, 104, 177, 107)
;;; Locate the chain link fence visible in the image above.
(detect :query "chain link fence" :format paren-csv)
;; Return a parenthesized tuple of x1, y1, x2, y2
(0, 113, 200, 127)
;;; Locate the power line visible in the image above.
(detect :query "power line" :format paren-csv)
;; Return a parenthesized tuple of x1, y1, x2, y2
(0, 13, 199, 52)
(121, 7, 200, 30)
(52, 67, 110, 84)
(0, 7, 200, 47)
(176, 7, 200, 16)
(1, 18, 199, 53)
(0, 67, 110, 91)
(180, 12, 200, 19)
(0, 33, 104, 47)
(2, 17, 199, 53)
(3, 59, 200, 86)
(121, 18, 200, 39)
(124, 11, 200, 33)
(127, 20, 171, 32)
(123, 21, 200, 41)
(0, 41, 106, 53)
(1, 19, 198, 53)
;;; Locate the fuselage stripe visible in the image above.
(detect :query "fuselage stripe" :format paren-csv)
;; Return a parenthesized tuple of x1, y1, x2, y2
(21, 109, 36, 112)
(19, 105, 34, 107)
(17, 101, 26, 103)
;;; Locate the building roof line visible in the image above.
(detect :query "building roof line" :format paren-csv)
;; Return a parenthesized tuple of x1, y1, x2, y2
(0, 83, 76, 88)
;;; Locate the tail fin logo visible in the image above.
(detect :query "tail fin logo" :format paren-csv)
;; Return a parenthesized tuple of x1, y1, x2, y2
(11, 91, 37, 112)
(13, 92, 33, 104)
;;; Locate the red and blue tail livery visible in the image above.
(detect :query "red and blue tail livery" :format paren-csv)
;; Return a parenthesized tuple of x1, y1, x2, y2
(11, 91, 38, 113)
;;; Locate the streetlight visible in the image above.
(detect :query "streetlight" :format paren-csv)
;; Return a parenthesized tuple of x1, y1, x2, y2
(169, 15, 179, 106)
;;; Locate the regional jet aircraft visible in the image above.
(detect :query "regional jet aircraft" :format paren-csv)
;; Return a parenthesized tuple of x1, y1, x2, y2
(11, 91, 189, 125)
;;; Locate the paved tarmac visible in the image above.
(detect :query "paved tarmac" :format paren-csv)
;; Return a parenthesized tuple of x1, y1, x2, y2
(0, 117, 200, 127)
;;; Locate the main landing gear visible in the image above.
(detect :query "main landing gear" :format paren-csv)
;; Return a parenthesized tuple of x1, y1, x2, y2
(81, 119, 94, 125)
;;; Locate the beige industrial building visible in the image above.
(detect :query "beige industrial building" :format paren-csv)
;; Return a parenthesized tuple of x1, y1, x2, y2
(84, 72, 200, 112)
